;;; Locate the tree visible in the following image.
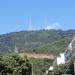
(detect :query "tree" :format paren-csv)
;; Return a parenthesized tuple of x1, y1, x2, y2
(0, 54, 32, 75)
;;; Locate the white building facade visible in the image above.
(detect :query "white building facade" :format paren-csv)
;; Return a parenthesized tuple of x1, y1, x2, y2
(53, 53, 65, 65)
(64, 37, 75, 62)
(53, 36, 75, 66)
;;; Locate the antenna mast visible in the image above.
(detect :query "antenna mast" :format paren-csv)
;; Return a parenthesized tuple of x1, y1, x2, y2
(28, 17, 32, 31)
(44, 16, 48, 30)
(14, 44, 18, 53)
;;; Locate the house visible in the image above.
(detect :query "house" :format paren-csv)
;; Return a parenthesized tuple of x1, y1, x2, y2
(53, 53, 65, 65)
(53, 37, 75, 65)
(48, 37, 75, 72)
(64, 37, 75, 62)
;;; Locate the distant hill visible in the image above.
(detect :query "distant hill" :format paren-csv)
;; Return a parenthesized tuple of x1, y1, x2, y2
(0, 29, 75, 54)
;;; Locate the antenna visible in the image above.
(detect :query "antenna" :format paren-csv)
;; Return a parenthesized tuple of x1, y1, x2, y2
(44, 16, 48, 30)
(36, 24, 39, 31)
(8, 47, 12, 53)
(28, 17, 32, 31)
(14, 44, 18, 53)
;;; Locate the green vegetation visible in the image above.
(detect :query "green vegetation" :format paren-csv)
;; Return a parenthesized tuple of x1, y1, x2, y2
(0, 30, 73, 75)
(0, 53, 53, 75)
(0, 29, 75, 75)
(48, 59, 74, 75)
(30, 58, 53, 75)
(0, 54, 32, 75)
(33, 38, 71, 55)
(0, 29, 74, 54)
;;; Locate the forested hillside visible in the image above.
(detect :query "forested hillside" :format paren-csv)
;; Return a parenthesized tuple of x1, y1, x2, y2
(0, 29, 75, 54)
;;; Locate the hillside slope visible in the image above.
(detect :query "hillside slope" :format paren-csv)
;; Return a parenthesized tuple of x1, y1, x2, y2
(0, 29, 75, 54)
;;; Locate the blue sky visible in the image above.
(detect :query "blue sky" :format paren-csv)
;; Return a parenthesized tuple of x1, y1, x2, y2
(0, 0, 75, 34)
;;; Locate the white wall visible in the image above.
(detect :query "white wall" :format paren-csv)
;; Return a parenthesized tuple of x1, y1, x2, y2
(54, 53, 65, 65)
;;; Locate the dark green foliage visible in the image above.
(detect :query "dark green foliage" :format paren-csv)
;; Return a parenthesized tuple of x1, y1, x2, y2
(0, 29, 75, 53)
(0, 54, 32, 75)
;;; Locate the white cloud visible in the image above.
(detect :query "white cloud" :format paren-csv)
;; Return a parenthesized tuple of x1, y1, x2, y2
(45, 22, 61, 30)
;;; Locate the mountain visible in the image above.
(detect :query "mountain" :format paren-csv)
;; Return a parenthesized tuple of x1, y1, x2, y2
(0, 29, 75, 54)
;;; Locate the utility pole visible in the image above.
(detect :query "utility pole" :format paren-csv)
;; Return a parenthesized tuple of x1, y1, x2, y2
(74, 61, 75, 75)
(32, 63, 33, 75)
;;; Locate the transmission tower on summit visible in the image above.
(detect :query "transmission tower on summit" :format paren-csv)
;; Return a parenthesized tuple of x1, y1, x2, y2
(44, 16, 48, 30)
(28, 17, 32, 31)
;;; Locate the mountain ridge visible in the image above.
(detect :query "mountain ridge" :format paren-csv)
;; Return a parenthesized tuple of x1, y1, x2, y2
(0, 29, 75, 54)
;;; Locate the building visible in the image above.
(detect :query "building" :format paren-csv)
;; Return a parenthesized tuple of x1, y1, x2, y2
(48, 36, 75, 72)
(64, 37, 75, 62)
(53, 53, 65, 65)
(53, 37, 75, 65)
